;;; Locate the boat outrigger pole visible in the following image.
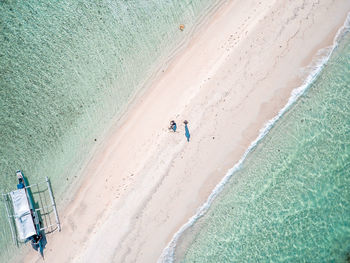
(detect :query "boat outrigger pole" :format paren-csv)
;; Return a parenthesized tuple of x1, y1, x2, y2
(45, 176, 61, 232)
(2, 193, 17, 245)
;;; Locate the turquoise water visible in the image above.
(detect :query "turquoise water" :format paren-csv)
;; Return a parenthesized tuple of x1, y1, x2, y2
(173, 22, 350, 263)
(0, 0, 220, 260)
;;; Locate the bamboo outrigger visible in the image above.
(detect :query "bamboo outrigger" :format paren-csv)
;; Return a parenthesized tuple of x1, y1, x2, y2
(2, 170, 61, 256)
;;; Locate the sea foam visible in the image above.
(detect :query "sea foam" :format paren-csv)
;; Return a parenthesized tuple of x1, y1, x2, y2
(158, 12, 350, 263)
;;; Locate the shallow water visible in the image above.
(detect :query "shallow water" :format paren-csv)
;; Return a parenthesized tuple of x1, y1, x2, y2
(174, 29, 350, 262)
(0, 0, 219, 260)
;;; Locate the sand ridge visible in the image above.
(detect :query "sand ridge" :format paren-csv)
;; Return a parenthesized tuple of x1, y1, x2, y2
(23, 0, 350, 262)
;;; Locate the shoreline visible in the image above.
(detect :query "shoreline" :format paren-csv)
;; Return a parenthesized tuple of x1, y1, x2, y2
(50, 0, 229, 212)
(23, 0, 350, 262)
(161, 12, 350, 262)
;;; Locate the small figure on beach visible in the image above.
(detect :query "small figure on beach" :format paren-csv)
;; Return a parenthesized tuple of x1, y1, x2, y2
(169, 120, 177, 132)
(184, 120, 190, 142)
(179, 24, 185, 31)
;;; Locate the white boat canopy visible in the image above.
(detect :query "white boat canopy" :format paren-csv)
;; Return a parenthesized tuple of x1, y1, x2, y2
(9, 189, 36, 240)
(3, 176, 61, 245)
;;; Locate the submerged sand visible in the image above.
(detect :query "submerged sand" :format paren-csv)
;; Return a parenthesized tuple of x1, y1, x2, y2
(23, 0, 350, 262)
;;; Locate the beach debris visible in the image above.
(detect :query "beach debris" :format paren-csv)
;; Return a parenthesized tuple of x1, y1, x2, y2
(169, 120, 177, 132)
(179, 24, 185, 31)
(184, 120, 190, 142)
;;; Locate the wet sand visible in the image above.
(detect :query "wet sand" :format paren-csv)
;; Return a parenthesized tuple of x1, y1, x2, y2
(22, 0, 350, 262)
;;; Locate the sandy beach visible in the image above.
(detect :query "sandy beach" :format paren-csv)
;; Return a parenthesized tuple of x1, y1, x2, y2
(22, 0, 350, 262)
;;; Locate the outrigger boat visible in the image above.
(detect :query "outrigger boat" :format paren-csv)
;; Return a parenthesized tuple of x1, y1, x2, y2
(2, 170, 61, 256)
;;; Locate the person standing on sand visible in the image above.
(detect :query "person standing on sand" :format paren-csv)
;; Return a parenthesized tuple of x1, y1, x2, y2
(169, 120, 177, 132)
(184, 120, 190, 142)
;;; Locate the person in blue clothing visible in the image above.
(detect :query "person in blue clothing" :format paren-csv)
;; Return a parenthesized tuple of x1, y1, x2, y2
(184, 120, 190, 142)
(17, 178, 25, 189)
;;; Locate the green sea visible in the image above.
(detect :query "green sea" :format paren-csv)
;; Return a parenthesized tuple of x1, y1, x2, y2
(0, 0, 220, 261)
(162, 15, 350, 263)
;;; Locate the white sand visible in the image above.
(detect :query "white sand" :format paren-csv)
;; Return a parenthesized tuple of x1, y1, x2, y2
(23, 0, 350, 262)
